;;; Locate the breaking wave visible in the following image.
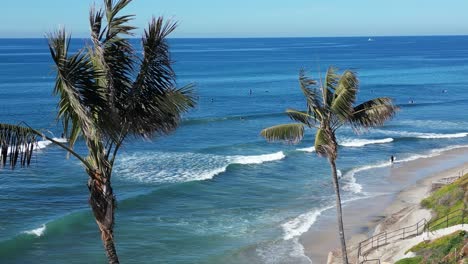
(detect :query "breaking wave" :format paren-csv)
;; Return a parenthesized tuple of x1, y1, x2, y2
(22, 224, 46, 237)
(116, 151, 285, 183)
(339, 138, 394, 147)
(296, 130, 468, 154)
(296, 137, 394, 152)
(282, 206, 333, 241)
(296, 146, 315, 153)
(376, 130, 468, 139)
(281, 195, 373, 241)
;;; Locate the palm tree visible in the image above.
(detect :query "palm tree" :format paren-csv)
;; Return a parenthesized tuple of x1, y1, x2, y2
(0, 0, 195, 263)
(260, 67, 397, 263)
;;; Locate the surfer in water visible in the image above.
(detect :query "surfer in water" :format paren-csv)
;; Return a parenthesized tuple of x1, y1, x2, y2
(390, 155, 395, 163)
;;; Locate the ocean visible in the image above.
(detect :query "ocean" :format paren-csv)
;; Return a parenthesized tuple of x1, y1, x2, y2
(1, 36, 468, 263)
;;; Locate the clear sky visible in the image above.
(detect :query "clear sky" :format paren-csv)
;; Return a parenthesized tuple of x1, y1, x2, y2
(1, 0, 468, 38)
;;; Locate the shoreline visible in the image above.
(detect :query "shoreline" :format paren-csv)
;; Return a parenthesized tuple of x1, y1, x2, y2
(301, 146, 468, 263)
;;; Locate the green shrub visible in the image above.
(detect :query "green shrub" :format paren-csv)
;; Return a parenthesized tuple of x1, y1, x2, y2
(394, 256, 423, 264)
(421, 174, 467, 230)
(403, 230, 467, 263)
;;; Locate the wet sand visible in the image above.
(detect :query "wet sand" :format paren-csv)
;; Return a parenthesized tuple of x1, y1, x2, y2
(302, 147, 468, 263)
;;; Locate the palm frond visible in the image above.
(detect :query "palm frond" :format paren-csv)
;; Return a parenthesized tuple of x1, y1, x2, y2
(314, 128, 335, 158)
(260, 124, 305, 144)
(119, 17, 193, 139)
(350, 97, 398, 131)
(299, 70, 326, 123)
(286, 108, 317, 128)
(330, 70, 358, 121)
(126, 84, 196, 138)
(323, 66, 339, 107)
(299, 70, 321, 110)
(87, 0, 138, 142)
(48, 29, 104, 149)
(0, 123, 93, 170)
(103, 0, 135, 41)
(90, 5, 104, 42)
(325, 66, 340, 90)
(165, 84, 197, 114)
(134, 17, 177, 94)
(0, 124, 37, 168)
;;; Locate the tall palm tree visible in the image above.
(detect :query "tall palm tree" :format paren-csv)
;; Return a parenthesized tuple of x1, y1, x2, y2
(260, 67, 397, 263)
(0, 0, 195, 263)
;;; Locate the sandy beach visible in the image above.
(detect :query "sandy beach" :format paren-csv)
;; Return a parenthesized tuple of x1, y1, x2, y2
(303, 146, 468, 263)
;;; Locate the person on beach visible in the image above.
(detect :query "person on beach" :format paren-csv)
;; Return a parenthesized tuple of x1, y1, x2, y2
(390, 155, 395, 163)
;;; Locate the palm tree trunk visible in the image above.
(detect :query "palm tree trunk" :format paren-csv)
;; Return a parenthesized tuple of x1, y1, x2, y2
(88, 173, 119, 264)
(329, 158, 349, 264)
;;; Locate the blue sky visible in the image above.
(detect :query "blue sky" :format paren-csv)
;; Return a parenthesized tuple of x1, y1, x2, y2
(1, 0, 467, 38)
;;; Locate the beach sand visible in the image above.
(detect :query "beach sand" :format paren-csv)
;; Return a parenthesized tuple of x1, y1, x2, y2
(302, 146, 468, 263)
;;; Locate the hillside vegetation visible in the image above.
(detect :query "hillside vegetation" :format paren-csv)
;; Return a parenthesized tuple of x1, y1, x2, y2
(395, 173, 467, 263)
(421, 174, 468, 230)
(395, 230, 467, 264)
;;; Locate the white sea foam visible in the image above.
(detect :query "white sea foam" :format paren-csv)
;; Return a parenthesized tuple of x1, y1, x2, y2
(342, 174, 364, 194)
(23, 224, 46, 237)
(399, 144, 468, 162)
(256, 237, 312, 264)
(342, 162, 390, 194)
(282, 206, 334, 240)
(397, 120, 468, 129)
(6, 137, 67, 154)
(296, 137, 393, 152)
(339, 138, 394, 147)
(281, 196, 373, 241)
(416, 132, 468, 139)
(116, 151, 285, 183)
(231, 151, 285, 164)
(296, 146, 315, 153)
(376, 129, 468, 139)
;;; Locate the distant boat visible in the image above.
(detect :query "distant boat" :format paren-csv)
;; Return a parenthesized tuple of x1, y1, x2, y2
(368, 38, 374, 42)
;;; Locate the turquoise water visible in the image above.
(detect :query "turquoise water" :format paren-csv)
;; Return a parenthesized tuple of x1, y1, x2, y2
(1, 37, 468, 263)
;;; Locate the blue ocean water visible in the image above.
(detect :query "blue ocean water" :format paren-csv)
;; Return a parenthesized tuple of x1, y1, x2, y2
(1, 36, 468, 263)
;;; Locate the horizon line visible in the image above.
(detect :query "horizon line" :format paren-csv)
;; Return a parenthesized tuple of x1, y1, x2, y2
(1, 34, 468, 40)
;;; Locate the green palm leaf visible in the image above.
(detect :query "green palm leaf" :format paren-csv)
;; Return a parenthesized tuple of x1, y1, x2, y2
(90, 6, 104, 42)
(104, 0, 135, 40)
(48, 29, 104, 149)
(0, 123, 91, 169)
(314, 128, 335, 157)
(299, 70, 326, 123)
(325, 66, 340, 90)
(0, 124, 37, 168)
(350, 97, 398, 130)
(134, 17, 177, 94)
(286, 108, 318, 127)
(323, 66, 339, 106)
(299, 70, 322, 110)
(330, 70, 358, 121)
(260, 124, 305, 143)
(125, 18, 194, 138)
